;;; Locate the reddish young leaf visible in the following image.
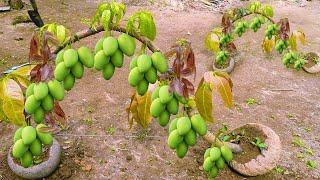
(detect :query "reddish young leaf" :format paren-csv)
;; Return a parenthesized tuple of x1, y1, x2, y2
(221, 14, 233, 34)
(278, 18, 290, 40)
(30, 64, 42, 82)
(226, 42, 237, 55)
(29, 33, 41, 62)
(181, 78, 195, 95)
(40, 63, 54, 81)
(170, 77, 184, 97)
(53, 101, 66, 119)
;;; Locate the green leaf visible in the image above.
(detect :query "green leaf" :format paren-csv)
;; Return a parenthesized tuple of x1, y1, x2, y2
(263, 37, 275, 53)
(195, 78, 213, 123)
(8, 64, 35, 88)
(205, 31, 220, 53)
(0, 77, 26, 126)
(126, 11, 157, 41)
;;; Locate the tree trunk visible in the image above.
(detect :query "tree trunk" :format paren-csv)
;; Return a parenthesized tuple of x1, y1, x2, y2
(9, 0, 23, 10)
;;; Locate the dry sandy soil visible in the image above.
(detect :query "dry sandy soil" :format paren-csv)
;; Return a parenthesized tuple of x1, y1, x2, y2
(0, 0, 320, 179)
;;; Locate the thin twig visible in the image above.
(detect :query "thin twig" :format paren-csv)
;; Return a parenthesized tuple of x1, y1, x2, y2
(232, 11, 275, 24)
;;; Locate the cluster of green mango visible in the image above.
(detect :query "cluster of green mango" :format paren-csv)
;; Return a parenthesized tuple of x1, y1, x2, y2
(282, 51, 305, 69)
(234, 21, 249, 37)
(167, 114, 207, 158)
(12, 124, 53, 168)
(128, 52, 168, 96)
(249, 16, 266, 32)
(275, 40, 289, 54)
(25, 80, 65, 124)
(150, 85, 180, 126)
(203, 145, 233, 178)
(94, 33, 136, 80)
(215, 51, 229, 66)
(219, 34, 232, 47)
(265, 24, 278, 40)
(55, 46, 94, 90)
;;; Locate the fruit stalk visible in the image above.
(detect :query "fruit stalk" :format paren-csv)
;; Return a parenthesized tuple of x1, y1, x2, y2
(54, 24, 160, 54)
(203, 131, 243, 153)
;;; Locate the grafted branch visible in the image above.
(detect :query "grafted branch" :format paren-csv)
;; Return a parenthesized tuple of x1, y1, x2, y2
(54, 25, 160, 54)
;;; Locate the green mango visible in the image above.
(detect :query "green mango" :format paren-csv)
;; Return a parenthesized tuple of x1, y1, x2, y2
(25, 83, 35, 97)
(210, 147, 221, 161)
(220, 145, 233, 162)
(204, 148, 212, 159)
(71, 61, 84, 79)
(216, 157, 225, 169)
(151, 52, 168, 73)
(166, 98, 178, 115)
(129, 56, 138, 70)
(137, 54, 152, 73)
(150, 98, 165, 118)
(176, 141, 188, 158)
(151, 86, 160, 100)
(118, 33, 136, 56)
(95, 38, 105, 54)
(157, 110, 170, 127)
(41, 95, 54, 112)
(32, 107, 45, 124)
(137, 79, 149, 96)
(145, 66, 157, 84)
(168, 118, 178, 134)
(103, 37, 118, 56)
(54, 62, 70, 81)
(173, 91, 188, 104)
(30, 138, 42, 156)
(25, 95, 41, 114)
(63, 49, 78, 68)
(184, 129, 197, 146)
(159, 85, 173, 104)
(128, 67, 144, 87)
(13, 128, 23, 143)
(102, 63, 115, 80)
(167, 129, 183, 149)
(78, 46, 94, 68)
(12, 139, 28, 158)
(63, 74, 75, 91)
(209, 166, 219, 178)
(110, 49, 124, 68)
(36, 124, 53, 145)
(190, 114, 207, 136)
(33, 82, 48, 101)
(48, 80, 65, 101)
(94, 50, 110, 70)
(203, 157, 214, 172)
(22, 126, 37, 145)
(55, 49, 65, 65)
(176, 116, 191, 135)
(20, 151, 33, 168)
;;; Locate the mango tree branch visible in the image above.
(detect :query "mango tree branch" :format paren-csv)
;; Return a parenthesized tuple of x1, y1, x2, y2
(232, 11, 275, 24)
(54, 25, 160, 54)
(203, 131, 243, 153)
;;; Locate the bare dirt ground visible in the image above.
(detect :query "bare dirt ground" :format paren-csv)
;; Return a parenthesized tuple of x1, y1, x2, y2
(0, 0, 320, 179)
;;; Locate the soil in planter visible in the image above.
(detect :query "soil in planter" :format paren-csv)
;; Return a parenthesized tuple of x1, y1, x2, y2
(214, 59, 231, 69)
(222, 124, 267, 164)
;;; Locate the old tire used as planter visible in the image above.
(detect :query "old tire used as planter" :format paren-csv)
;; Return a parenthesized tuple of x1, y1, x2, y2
(212, 57, 235, 74)
(7, 138, 61, 179)
(228, 123, 281, 176)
